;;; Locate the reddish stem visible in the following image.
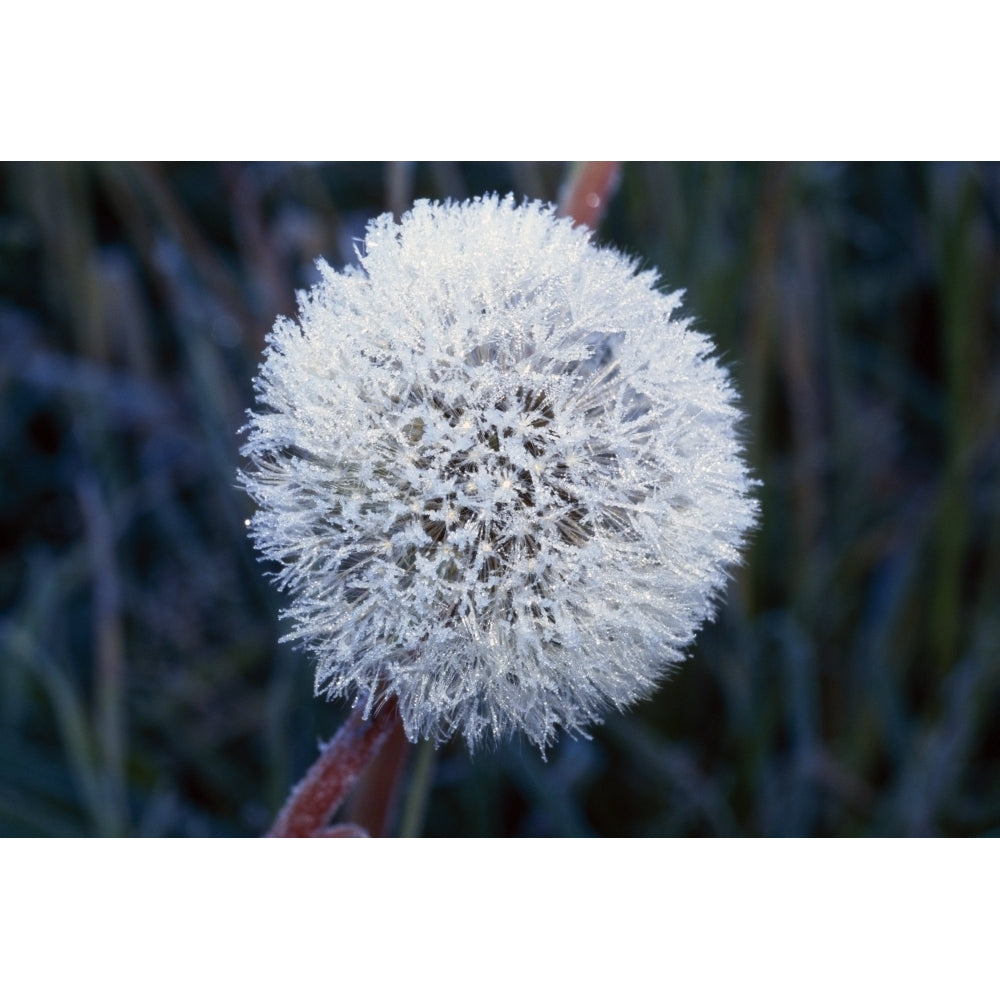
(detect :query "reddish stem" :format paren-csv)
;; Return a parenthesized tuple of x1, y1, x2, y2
(344, 715, 412, 836)
(557, 162, 622, 231)
(266, 702, 399, 837)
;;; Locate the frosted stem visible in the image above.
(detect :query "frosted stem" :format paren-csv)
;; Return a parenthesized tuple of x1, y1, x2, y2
(557, 161, 622, 230)
(344, 716, 412, 836)
(266, 702, 399, 837)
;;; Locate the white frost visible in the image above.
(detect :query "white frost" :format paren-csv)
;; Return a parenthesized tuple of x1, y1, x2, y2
(240, 195, 758, 751)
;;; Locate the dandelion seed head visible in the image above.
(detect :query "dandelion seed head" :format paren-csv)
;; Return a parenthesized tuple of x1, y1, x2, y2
(240, 195, 758, 751)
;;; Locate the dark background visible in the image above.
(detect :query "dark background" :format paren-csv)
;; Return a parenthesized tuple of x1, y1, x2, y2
(1, 162, 998, 836)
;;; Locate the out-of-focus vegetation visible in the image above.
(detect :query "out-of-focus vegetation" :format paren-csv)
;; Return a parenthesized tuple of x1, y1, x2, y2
(1, 162, 998, 837)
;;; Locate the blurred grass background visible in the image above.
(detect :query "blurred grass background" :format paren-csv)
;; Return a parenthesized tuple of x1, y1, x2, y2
(1, 161, 998, 837)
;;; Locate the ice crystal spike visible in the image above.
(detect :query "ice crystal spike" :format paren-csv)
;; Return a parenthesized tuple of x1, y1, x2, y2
(240, 195, 758, 751)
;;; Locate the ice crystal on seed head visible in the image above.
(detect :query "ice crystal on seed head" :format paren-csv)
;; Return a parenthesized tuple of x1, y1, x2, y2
(240, 194, 757, 751)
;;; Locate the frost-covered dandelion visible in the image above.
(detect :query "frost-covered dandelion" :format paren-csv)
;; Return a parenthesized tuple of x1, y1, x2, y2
(241, 195, 757, 751)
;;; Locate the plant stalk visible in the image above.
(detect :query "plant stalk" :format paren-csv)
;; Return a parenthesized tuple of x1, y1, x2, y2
(266, 702, 399, 837)
(557, 161, 622, 230)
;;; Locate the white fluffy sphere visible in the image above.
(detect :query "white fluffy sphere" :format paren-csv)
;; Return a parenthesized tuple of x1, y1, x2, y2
(241, 195, 757, 750)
